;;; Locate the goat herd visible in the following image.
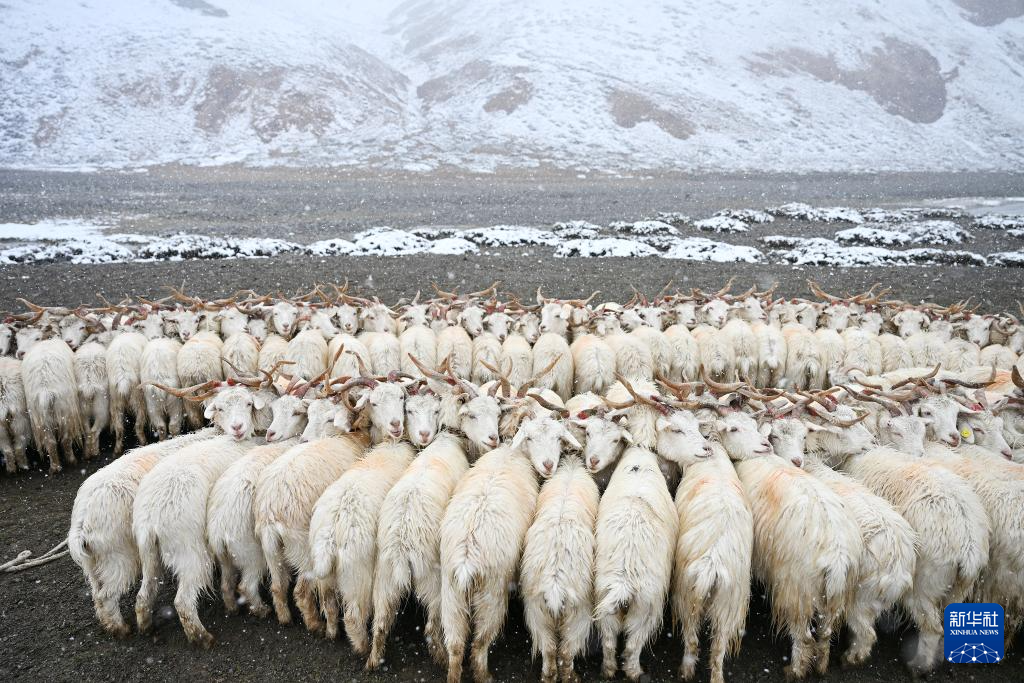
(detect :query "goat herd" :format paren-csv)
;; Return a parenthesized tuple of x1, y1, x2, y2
(2, 279, 1023, 682)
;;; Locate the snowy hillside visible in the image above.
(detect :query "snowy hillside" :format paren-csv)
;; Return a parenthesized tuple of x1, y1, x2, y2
(2, 0, 1023, 172)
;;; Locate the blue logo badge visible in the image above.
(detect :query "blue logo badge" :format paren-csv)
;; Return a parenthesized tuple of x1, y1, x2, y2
(944, 603, 1004, 663)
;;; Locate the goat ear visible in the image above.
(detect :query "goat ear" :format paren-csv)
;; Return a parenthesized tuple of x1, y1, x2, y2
(958, 422, 977, 444)
(354, 392, 370, 410)
(655, 416, 671, 432)
(560, 304, 572, 319)
(458, 403, 470, 416)
(510, 428, 527, 451)
(300, 398, 312, 410)
(758, 422, 772, 437)
(253, 393, 269, 410)
(561, 428, 582, 450)
(620, 428, 634, 444)
(203, 401, 217, 420)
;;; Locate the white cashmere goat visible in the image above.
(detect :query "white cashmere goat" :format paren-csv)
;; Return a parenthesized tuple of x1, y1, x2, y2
(222, 332, 261, 379)
(770, 417, 916, 667)
(106, 331, 148, 455)
(23, 338, 84, 473)
(285, 329, 328, 380)
(531, 332, 574, 402)
(668, 436, 752, 683)
(723, 411, 862, 679)
(367, 434, 471, 669)
(0, 357, 30, 472)
(254, 433, 368, 633)
(68, 428, 219, 637)
(74, 341, 109, 460)
(140, 337, 183, 441)
(133, 435, 257, 646)
(308, 441, 415, 647)
(437, 324, 473, 379)
(815, 407, 990, 675)
(207, 438, 298, 618)
(520, 454, 599, 683)
(176, 331, 224, 429)
(439, 445, 540, 683)
(594, 446, 678, 681)
(400, 324, 437, 377)
(500, 333, 534, 387)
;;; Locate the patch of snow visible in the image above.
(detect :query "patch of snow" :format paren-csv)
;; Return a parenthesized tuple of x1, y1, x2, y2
(900, 220, 971, 244)
(552, 220, 602, 239)
(974, 214, 1024, 230)
(990, 251, 1024, 267)
(427, 237, 479, 255)
(306, 238, 356, 256)
(137, 235, 301, 260)
(608, 220, 679, 236)
(1008, 229, 1024, 239)
(777, 237, 986, 267)
(0, 239, 134, 265)
(693, 216, 749, 233)
(714, 209, 774, 224)
(835, 226, 910, 246)
(858, 208, 918, 223)
(661, 237, 763, 263)
(554, 238, 658, 258)
(767, 203, 864, 223)
(350, 227, 430, 255)
(835, 220, 970, 246)
(0, 219, 112, 240)
(653, 212, 692, 227)
(461, 225, 560, 247)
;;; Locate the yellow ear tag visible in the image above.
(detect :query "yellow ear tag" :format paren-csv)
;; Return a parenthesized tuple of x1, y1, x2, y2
(960, 427, 972, 439)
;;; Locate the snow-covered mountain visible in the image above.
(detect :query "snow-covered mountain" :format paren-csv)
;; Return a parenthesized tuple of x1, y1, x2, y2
(2, 0, 1023, 172)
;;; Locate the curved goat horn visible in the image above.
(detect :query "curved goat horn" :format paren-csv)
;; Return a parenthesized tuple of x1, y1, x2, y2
(517, 356, 560, 399)
(525, 391, 569, 417)
(147, 379, 222, 402)
(699, 366, 745, 394)
(614, 373, 671, 416)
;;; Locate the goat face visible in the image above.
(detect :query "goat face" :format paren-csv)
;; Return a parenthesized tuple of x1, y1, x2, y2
(485, 310, 513, 342)
(265, 394, 308, 443)
(405, 391, 442, 447)
(539, 303, 571, 337)
(14, 327, 43, 359)
(515, 312, 541, 344)
(916, 395, 976, 448)
(270, 301, 300, 339)
(673, 302, 698, 328)
(168, 309, 205, 342)
(59, 316, 90, 350)
(336, 304, 360, 334)
(577, 415, 632, 474)
(215, 308, 249, 339)
(458, 394, 501, 453)
(356, 383, 407, 441)
(763, 417, 808, 467)
(511, 414, 580, 477)
(859, 311, 883, 335)
(655, 411, 713, 466)
(204, 386, 268, 441)
(958, 315, 993, 348)
(638, 305, 666, 330)
(715, 412, 773, 460)
(959, 411, 1014, 460)
(700, 300, 730, 329)
(359, 303, 394, 334)
(457, 305, 486, 338)
(399, 304, 429, 329)
(892, 310, 929, 338)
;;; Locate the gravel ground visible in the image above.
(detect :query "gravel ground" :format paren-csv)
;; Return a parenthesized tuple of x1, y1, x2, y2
(2, 170, 1024, 682)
